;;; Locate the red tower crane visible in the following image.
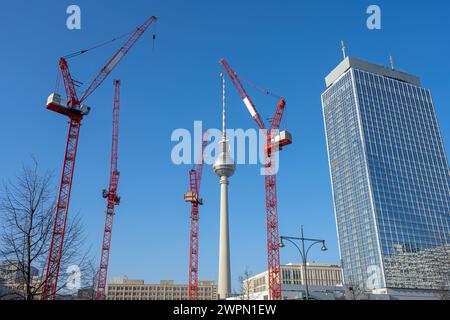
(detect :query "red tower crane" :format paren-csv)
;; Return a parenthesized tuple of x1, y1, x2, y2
(220, 59, 292, 300)
(184, 131, 209, 300)
(42, 16, 157, 300)
(95, 80, 121, 300)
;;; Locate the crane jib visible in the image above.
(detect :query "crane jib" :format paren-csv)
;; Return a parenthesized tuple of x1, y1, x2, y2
(106, 51, 125, 73)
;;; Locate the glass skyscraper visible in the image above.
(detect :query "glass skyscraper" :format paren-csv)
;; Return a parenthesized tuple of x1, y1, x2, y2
(322, 57, 450, 294)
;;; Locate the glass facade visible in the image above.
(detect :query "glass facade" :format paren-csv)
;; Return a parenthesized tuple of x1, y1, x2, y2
(322, 59, 450, 291)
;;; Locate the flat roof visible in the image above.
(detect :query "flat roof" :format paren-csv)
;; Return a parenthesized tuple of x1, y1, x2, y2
(325, 56, 421, 88)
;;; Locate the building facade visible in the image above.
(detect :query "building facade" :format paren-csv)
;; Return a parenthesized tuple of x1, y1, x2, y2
(322, 57, 450, 293)
(241, 263, 343, 300)
(0, 260, 39, 285)
(0, 260, 41, 299)
(107, 277, 217, 300)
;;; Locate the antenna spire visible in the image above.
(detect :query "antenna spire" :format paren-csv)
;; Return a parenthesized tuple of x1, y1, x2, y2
(341, 40, 347, 59)
(220, 73, 226, 141)
(389, 52, 395, 70)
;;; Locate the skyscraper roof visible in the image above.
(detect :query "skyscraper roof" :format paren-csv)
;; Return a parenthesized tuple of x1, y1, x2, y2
(325, 56, 421, 88)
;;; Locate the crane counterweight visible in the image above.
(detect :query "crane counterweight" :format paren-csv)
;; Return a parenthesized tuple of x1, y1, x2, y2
(184, 191, 203, 205)
(47, 93, 90, 117)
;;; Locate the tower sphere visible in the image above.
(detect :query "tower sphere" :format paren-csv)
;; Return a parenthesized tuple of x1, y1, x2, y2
(213, 141, 235, 178)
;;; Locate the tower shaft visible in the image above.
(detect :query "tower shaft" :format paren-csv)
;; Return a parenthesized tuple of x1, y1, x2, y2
(218, 176, 231, 298)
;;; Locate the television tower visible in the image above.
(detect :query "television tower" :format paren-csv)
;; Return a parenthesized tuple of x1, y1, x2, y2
(214, 73, 235, 299)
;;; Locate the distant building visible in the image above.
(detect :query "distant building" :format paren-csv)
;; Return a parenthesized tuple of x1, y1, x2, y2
(238, 263, 344, 300)
(0, 260, 39, 285)
(322, 56, 450, 296)
(106, 277, 217, 300)
(0, 260, 41, 299)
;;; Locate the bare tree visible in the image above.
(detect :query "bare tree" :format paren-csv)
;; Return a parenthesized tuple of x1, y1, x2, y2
(437, 285, 450, 300)
(345, 284, 367, 300)
(344, 275, 367, 300)
(77, 259, 98, 300)
(237, 266, 254, 300)
(0, 159, 93, 300)
(435, 243, 450, 300)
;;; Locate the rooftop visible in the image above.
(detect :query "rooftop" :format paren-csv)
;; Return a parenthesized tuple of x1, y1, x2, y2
(108, 276, 216, 286)
(285, 262, 341, 268)
(325, 56, 421, 88)
(246, 263, 342, 281)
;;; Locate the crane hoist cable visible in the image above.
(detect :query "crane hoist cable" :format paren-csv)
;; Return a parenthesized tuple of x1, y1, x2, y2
(239, 76, 285, 128)
(241, 77, 283, 100)
(59, 23, 157, 97)
(63, 31, 133, 59)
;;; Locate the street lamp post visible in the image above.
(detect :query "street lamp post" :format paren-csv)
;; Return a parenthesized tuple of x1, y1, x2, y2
(280, 225, 327, 300)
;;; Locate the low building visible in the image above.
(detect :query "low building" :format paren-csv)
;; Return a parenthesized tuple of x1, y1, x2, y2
(0, 282, 18, 300)
(77, 288, 95, 300)
(238, 263, 344, 300)
(107, 277, 217, 300)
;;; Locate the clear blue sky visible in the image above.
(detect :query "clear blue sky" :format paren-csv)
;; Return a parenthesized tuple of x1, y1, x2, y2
(1, 1, 449, 291)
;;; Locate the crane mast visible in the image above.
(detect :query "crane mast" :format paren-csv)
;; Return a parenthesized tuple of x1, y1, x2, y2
(42, 61, 89, 301)
(96, 80, 121, 300)
(42, 16, 157, 300)
(184, 131, 209, 300)
(220, 59, 291, 300)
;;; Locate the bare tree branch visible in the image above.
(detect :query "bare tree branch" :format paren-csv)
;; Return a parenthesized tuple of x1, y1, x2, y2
(0, 159, 94, 300)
